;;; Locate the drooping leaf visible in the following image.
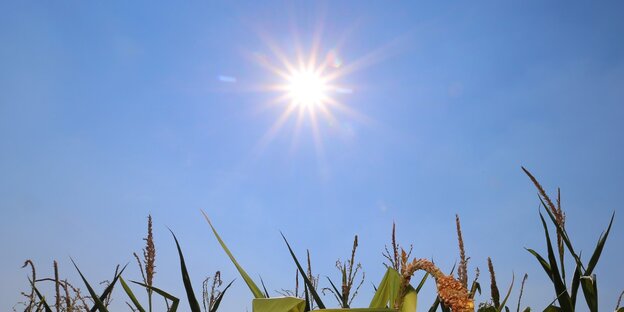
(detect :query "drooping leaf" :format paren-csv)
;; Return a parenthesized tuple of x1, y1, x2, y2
(131, 280, 180, 312)
(525, 249, 552, 280)
(280, 232, 325, 309)
(202, 211, 265, 299)
(170, 230, 202, 312)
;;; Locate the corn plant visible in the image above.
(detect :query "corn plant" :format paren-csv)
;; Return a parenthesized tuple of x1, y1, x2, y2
(522, 167, 615, 312)
(323, 235, 366, 308)
(121, 230, 233, 312)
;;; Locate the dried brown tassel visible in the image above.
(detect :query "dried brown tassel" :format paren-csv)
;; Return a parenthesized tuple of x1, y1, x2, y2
(456, 215, 468, 289)
(487, 257, 500, 308)
(143, 214, 156, 287)
(516, 274, 528, 312)
(54, 260, 61, 312)
(522, 167, 566, 258)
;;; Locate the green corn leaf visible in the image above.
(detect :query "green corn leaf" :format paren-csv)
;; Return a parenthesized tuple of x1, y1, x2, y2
(522, 308, 531, 312)
(30, 279, 53, 312)
(415, 273, 429, 293)
(538, 196, 585, 273)
(280, 232, 325, 309)
(119, 276, 146, 312)
(427, 296, 440, 312)
(170, 230, 202, 312)
(525, 249, 552, 279)
(304, 279, 311, 312)
(586, 212, 614, 275)
(70, 258, 109, 312)
(616, 308, 624, 312)
(131, 281, 180, 312)
(497, 274, 514, 312)
(89, 264, 127, 312)
(326, 277, 345, 305)
(538, 212, 573, 311)
(202, 211, 265, 299)
(369, 268, 400, 309)
(580, 275, 598, 312)
(209, 279, 234, 312)
(259, 276, 270, 298)
(570, 262, 582, 309)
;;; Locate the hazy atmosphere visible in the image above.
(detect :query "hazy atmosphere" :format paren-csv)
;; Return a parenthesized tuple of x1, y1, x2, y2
(1, 1, 623, 311)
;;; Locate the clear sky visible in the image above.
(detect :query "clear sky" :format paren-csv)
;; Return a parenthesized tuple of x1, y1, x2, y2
(1, 1, 623, 311)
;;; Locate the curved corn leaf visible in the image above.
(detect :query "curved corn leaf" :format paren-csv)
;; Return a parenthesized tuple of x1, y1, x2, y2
(131, 280, 180, 312)
(70, 258, 109, 312)
(497, 274, 514, 312)
(525, 248, 551, 279)
(202, 210, 265, 299)
(119, 276, 146, 312)
(280, 232, 325, 309)
(209, 279, 235, 312)
(326, 276, 344, 305)
(169, 230, 202, 312)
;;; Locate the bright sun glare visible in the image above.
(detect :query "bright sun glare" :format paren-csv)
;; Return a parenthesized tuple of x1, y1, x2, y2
(287, 70, 328, 107)
(252, 34, 367, 156)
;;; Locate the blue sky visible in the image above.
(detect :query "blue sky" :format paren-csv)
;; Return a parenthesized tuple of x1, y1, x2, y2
(1, 1, 623, 311)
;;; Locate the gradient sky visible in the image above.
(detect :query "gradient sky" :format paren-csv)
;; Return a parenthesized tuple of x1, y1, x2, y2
(1, 1, 623, 311)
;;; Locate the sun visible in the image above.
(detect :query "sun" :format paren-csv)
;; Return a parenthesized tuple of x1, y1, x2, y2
(286, 69, 328, 108)
(250, 33, 369, 157)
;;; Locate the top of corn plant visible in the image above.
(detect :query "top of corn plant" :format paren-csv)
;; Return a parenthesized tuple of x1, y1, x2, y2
(522, 167, 615, 312)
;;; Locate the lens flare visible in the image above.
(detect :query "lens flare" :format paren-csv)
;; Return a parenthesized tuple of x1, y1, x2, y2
(287, 70, 328, 107)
